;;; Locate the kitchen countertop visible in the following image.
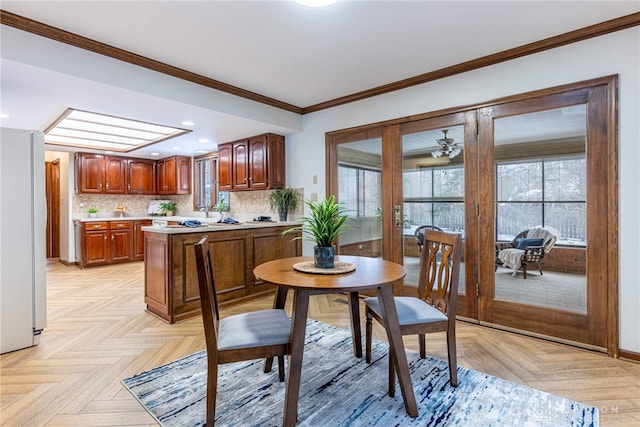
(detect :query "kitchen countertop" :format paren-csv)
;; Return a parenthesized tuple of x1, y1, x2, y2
(141, 219, 300, 234)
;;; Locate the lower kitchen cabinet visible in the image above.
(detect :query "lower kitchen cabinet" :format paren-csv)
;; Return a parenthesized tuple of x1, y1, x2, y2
(75, 220, 134, 267)
(133, 220, 152, 261)
(143, 225, 301, 323)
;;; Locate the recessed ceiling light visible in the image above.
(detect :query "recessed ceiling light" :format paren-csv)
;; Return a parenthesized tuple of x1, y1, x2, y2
(0, 113, 9, 119)
(171, 146, 181, 151)
(105, 150, 114, 154)
(196, 150, 208, 154)
(44, 108, 191, 153)
(197, 138, 210, 143)
(150, 152, 160, 156)
(181, 120, 195, 126)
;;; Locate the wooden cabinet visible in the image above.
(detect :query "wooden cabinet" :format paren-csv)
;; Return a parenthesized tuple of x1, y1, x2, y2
(133, 220, 152, 261)
(217, 133, 285, 191)
(127, 159, 156, 194)
(144, 225, 301, 323)
(157, 155, 191, 195)
(76, 220, 133, 267)
(79, 221, 110, 266)
(110, 221, 132, 263)
(75, 153, 127, 194)
(76, 153, 190, 195)
(217, 143, 233, 191)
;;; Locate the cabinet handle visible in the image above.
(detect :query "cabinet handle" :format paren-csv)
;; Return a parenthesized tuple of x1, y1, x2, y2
(128, 184, 131, 190)
(106, 182, 109, 189)
(104, 236, 107, 240)
(93, 225, 100, 229)
(111, 236, 114, 241)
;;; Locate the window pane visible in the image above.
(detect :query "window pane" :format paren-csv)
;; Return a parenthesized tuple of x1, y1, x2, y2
(544, 157, 586, 201)
(363, 169, 382, 216)
(496, 161, 542, 201)
(545, 202, 586, 245)
(496, 202, 543, 240)
(403, 202, 433, 227)
(403, 169, 432, 198)
(434, 202, 465, 233)
(433, 166, 464, 197)
(338, 166, 358, 214)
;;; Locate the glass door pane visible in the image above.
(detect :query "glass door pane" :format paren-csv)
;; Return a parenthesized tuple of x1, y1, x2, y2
(493, 105, 587, 313)
(337, 138, 383, 258)
(402, 126, 465, 288)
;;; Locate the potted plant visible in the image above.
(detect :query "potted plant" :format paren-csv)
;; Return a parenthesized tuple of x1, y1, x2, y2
(213, 197, 227, 221)
(283, 195, 349, 268)
(269, 188, 299, 222)
(88, 206, 98, 218)
(159, 201, 178, 217)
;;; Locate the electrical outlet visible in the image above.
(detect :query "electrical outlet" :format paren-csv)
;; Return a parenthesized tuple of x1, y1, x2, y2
(310, 193, 318, 201)
(313, 175, 318, 184)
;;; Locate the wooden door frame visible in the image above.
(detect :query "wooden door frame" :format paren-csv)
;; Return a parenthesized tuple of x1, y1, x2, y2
(46, 159, 60, 258)
(477, 76, 618, 355)
(326, 75, 618, 356)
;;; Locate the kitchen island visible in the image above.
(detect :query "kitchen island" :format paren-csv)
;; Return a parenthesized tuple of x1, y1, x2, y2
(142, 221, 301, 323)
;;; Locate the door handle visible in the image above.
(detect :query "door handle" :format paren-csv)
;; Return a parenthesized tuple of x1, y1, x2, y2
(394, 205, 402, 228)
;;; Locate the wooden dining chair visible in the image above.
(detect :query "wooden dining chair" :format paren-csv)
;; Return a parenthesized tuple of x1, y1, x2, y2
(194, 236, 292, 426)
(364, 229, 462, 396)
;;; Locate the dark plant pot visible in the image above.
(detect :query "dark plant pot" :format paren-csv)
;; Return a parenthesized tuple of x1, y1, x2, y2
(314, 246, 335, 269)
(278, 207, 288, 222)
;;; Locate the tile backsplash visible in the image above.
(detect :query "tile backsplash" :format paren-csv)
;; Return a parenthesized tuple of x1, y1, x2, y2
(72, 189, 304, 219)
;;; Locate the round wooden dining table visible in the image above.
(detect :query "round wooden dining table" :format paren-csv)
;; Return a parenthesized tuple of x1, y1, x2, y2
(254, 255, 418, 427)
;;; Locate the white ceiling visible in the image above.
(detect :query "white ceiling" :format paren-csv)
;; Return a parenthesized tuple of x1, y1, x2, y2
(1, 1, 638, 158)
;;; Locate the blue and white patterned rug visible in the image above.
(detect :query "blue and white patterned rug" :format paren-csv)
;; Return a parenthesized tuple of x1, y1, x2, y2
(122, 320, 598, 426)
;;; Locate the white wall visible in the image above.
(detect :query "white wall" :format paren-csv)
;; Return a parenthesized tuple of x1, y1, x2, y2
(285, 28, 640, 353)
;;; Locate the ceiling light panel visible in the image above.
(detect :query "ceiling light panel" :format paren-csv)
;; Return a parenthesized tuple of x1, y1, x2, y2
(44, 108, 191, 152)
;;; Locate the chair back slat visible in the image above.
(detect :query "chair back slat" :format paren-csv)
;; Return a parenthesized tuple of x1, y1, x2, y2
(194, 237, 219, 352)
(418, 230, 462, 316)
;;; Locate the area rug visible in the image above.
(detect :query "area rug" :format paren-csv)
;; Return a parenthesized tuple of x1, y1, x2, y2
(122, 320, 598, 426)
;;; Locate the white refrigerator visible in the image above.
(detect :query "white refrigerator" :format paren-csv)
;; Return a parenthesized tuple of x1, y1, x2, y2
(0, 128, 47, 354)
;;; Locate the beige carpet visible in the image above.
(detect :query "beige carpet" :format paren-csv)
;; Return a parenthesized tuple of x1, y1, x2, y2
(403, 258, 587, 313)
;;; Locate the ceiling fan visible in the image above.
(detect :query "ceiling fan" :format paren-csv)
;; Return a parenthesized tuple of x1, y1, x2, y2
(431, 129, 462, 159)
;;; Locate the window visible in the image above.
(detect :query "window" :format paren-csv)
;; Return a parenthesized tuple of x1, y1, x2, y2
(338, 164, 381, 217)
(496, 155, 586, 246)
(403, 164, 465, 233)
(193, 155, 217, 211)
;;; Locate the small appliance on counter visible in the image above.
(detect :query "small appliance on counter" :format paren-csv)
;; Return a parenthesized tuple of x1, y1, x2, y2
(148, 200, 172, 216)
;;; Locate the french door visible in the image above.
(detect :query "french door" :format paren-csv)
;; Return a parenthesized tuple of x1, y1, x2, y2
(328, 76, 617, 355)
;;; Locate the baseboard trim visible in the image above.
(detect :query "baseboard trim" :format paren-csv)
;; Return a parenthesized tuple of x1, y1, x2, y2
(619, 349, 640, 362)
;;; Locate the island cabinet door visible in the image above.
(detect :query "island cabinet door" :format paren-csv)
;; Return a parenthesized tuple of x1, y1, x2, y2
(251, 228, 302, 287)
(208, 232, 248, 301)
(144, 232, 170, 322)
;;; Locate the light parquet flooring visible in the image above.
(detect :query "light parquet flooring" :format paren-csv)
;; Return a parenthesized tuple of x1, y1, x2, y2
(1, 260, 638, 426)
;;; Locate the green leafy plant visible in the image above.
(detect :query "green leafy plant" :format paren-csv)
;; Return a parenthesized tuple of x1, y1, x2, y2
(214, 197, 227, 213)
(269, 188, 299, 213)
(87, 206, 98, 214)
(159, 201, 178, 214)
(283, 195, 349, 247)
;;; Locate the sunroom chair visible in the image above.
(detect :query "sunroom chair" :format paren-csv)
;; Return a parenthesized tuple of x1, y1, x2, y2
(194, 236, 291, 426)
(365, 230, 462, 395)
(414, 225, 443, 252)
(495, 227, 557, 279)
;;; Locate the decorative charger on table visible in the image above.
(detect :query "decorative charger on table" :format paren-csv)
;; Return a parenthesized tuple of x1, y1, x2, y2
(293, 261, 356, 275)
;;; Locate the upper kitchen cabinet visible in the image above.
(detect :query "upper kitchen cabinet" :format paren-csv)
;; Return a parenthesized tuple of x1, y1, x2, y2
(217, 133, 285, 191)
(75, 153, 126, 194)
(127, 158, 156, 195)
(157, 155, 191, 195)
